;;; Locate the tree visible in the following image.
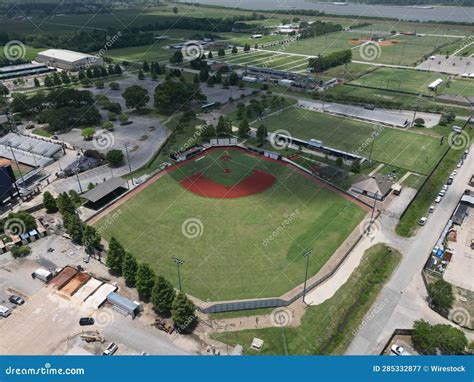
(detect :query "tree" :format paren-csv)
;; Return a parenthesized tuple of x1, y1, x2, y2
(108, 111, 117, 121)
(414, 118, 425, 127)
(44, 75, 53, 87)
(193, 73, 200, 84)
(143, 61, 150, 72)
(256, 124, 267, 144)
(106, 237, 125, 274)
(171, 292, 196, 332)
(173, 6, 178, 14)
(217, 48, 225, 57)
(238, 80, 245, 89)
(63, 212, 83, 243)
(170, 51, 183, 65)
(122, 251, 138, 287)
(207, 76, 215, 87)
(336, 157, 344, 167)
(114, 64, 122, 75)
(243, 43, 250, 52)
(151, 276, 176, 316)
(229, 72, 239, 86)
(43, 191, 57, 213)
(122, 85, 149, 110)
(427, 279, 453, 314)
(199, 67, 209, 82)
(119, 113, 129, 125)
(238, 119, 250, 138)
(137, 69, 145, 80)
(109, 82, 120, 90)
(135, 263, 155, 301)
(350, 159, 361, 173)
(231, 46, 238, 54)
(102, 121, 114, 131)
(11, 245, 31, 259)
(207, 51, 213, 59)
(81, 127, 96, 140)
(33, 77, 40, 87)
(82, 225, 101, 254)
(151, 71, 158, 81)
(412, 320, 467, 355)
(3, 212, 36, 233)
(106, 149, 124, 167)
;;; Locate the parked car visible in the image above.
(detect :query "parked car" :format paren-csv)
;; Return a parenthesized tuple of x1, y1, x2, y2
(9, 295, 25, 305)
(102, 342, 118, 356)
(457, 162, 462, 168)
(0, 305, 11, 318)
(79, 317, 95, 326)
(391, 344, 410, 356)
(452, 170, 457, 176)
(435, 196, 442, 203)
(429, 206, 435, 213)
(419, 217, 428, 226)
(438, 191, 445, 197)
(442, 185, 448, 191)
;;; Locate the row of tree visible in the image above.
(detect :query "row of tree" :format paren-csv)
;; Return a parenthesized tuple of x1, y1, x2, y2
(308, 50, 352, 72)
(106, 237, 196, 331)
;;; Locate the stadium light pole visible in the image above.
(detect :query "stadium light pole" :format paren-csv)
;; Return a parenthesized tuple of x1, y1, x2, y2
(172, 257, 184, 291)
(7, 142, 26, 186)
(302, 249, 313, 305)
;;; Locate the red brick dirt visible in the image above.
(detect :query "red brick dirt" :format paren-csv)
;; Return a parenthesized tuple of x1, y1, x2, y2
(180, 170, 276, 198)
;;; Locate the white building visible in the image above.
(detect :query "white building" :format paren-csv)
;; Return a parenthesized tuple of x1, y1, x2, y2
(36, 49, 103, 71)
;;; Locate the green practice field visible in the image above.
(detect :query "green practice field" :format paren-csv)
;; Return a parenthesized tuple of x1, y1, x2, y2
(349, 67, 449, 96)
(94, 148, 366, 301)
(443, 78, 474, 97)
(104, 43, 173, 63)
(259, 106, 447, 174)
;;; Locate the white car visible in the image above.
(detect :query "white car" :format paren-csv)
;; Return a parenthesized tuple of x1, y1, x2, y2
(438, 191, 445, 197)
(457, 162, 462, 168)
(391, 344, 410, 356)
(429, 206, 435, 213)
(0, 305, 11, 318)
(419, 217, 428, 226)
(442, 185, 448, 191)
(435, 196, 442, 203)
(102, 342, 118, 356)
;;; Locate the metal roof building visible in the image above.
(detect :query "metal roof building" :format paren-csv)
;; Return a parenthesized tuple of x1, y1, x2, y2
(107, 292, 141, 317)
(36, 49, 103, 70)
(82, 177, 128, 209)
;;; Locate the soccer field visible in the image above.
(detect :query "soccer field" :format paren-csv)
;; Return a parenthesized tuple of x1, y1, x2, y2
(349, 67, 449, 96)
(94, 148, 366, 301)
(259, 106, 447, 174)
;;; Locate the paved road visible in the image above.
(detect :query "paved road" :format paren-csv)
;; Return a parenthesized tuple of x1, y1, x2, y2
(346, 144, 474, 354)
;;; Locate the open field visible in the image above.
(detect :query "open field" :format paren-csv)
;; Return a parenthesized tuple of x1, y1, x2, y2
(217, 49, 311, 73)
(0, 45, 44, 62)
(351, 34, 460, 65)
(104, 43, 173, 63)
(396, 122, 474, 237)
(443, 78, 474, 97)
(94, 147, 366, 301)
(349, 67, 449, 96)
(260, 106, 447, 174)
(213, 244, 401, 355)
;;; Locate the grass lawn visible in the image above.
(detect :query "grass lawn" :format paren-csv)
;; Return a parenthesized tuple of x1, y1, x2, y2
(351, 35, 459, 66)
(213, 244, 401, 355)
(94, 148, 366, 301)
(104, 43, 173, 63)
(0, 45, 45, 62)
(259, 106, 447, 174)
(396, 122, 473, 237)
(442, 78, 474, 97)
(349, 67, 449, 96)
(32, 127, 52, 138)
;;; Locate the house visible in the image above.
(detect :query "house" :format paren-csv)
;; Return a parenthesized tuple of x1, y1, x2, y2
(351, 174, 394, 200)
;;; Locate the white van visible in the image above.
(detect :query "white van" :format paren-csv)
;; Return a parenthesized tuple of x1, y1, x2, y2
(32, 268, 53, 282)
(0, 305, 11, 318)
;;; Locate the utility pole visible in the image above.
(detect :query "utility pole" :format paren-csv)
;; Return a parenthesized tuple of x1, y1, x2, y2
(302, 249, 313, 305)
(172, 257, 184, 291)
(75, 167, 83, 193)
(124, 143, 134, 186)
(8, 142, 25, 186)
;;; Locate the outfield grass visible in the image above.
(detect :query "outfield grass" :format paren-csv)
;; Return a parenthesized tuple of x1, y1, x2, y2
(104, 43, 173, 63)
(213, 244, 401, 355)
(259, 106, 447, 174)
(349, 67, 449, 96)
(95, 148, 366, 301)
(396, 123, 473, 237)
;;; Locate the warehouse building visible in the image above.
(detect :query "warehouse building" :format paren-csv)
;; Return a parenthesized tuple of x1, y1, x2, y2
(36, 49, 103, 71)
(0, 63, 53, 80)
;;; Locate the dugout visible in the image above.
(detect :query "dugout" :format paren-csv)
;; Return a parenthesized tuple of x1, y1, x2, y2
(82, 177, 127, 210)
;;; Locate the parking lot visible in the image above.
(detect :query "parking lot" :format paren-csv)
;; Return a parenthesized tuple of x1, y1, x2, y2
(0, 235, 192, 355)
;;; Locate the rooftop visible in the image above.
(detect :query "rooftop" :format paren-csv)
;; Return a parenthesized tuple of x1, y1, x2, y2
(37, 49, 97, 63)
(82, 177, 127, 203)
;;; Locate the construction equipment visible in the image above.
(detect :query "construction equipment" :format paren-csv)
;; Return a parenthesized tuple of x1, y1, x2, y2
(153, 318, 174, 334)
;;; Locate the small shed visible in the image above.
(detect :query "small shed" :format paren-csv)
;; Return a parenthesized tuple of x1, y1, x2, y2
(82, 177, 127, 210)
(107, 292, 141, 317)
